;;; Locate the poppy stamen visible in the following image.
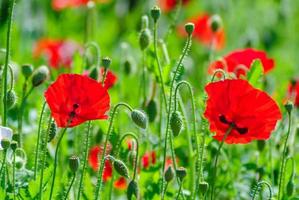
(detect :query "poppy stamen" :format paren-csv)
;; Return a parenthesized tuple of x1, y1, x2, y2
(219, 115, 229, 124)
(219, 114, 248, 134)
(235, 127, 248, 134)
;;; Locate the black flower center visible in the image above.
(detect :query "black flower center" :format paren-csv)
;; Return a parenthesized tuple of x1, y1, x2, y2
(69, 103, 80, 119)
(218, 115, 248, 135)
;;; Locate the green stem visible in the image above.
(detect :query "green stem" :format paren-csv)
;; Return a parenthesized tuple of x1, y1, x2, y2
(161, 182, 169, 200)
(142, 50, 147, 107)
(48, 127, 68, 200)
(82, 42, 101, 73)
(94, 103, 133, 200)
(210, 126, 233, 200)
(8, 64, 14, 91)
(77, 121, 92, 200)
(251, 181, 273, 200)
(12, 150, 16, 200)
(277, 112, 292, 199)
(65, 173, 76, 200)
(2, 0, 16, 126)
(34, 102, 47, 180)
(175, 180, 184, 200)
(0, 150, 7, 192)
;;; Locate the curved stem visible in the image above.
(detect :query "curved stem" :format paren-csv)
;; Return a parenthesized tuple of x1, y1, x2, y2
(210, 126, 233, 200)
(94, 103, 133, 200)
(277, 112, 292, 199)
(2, 0, 16, 126)
(64, 173, 76, 200)
(77, 121, 92, 200)
(34, 101, 47, 179)
(251, 181, 273, 200)
(48, 127, 68, 200)
(210, 69, 226, 83)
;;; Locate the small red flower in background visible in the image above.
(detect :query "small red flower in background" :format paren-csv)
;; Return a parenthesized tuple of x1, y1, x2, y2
(159, 0, 190, 12)
(100, 68, 117, 89)
(204, 79, 281, 144)
(113, 177, 127, 190)
(142, 151, 156, 169)
(287, 79, 299, 107)
(34, 39, 80, 69)
(180, 14, 225, 50)
(52, 0, 109, 10)
(88, 145, 112, 181)
(44, 74, 110, 127)
(209, 48, 274, 78)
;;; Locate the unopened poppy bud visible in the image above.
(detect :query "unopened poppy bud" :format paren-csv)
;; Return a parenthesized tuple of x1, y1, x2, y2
(12, 133, 19, 141)
(31, 65, 49, 87)
(10, 141, 18, 151)
(257, 140, 266, 152)
(284, 101, 293, 114)
(185, 23, 195, 36)
(151, 6, 161, 23)
(114, 159, 129, 178)
(139, 29, 151, 50)
(127, 180, 139, 200)
(131, 109, 147, 129)
(102, 57, 112, 70)
(15, 160, 25, 170)
(209, 15, 222, 33)
(286, 179, 294, 196)
(141, 15, 149, 29)
(124, 59, 132, 75)
(21, 64, 33, 79)
(199, 181, 209, 195)
(1, 139, 11, 150)
(146, 99, 157, 123)
(69, 155, 80, 173)
(164, 166, 174, 182)
(176, 167, 187, 181)
(89, 66, 99, 81)
(170, 111, 183, 137)
(48, 120, 57, 142)
(127, 151, 137, 165)
(6, 90, 16, 110)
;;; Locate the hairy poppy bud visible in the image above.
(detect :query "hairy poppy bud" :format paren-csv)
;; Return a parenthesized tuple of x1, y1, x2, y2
(69, 155, 80, 173)
(114, 159, 129, 178)
(146, 99, 157, 123)
(102, 57, 112, 70)
(286, 179, 294, 196)
(139, 29, 151, 50)
(31, 65, 49, 87)
(176, 167, 187, 181)
(127, 151, 137, 166)
(141, 15, 149, 29)
(199, 181, 209, 195)
(164, 166, 174, 182)
(21, 64, 33, 79)
(6, 90, 16, 110)
(257, 140, 266, 152)
(1, 139, 11, 150)
(185, 23, 195, 36)
(209, 15, 222, 33)
(170, 111, 183, 137)
(151, 6, 161, 23)
(10, 141, 18, 151)
(89, 66, 99, 81)
(284, 101, 293, 114)
(131, 109, 147, 129)
(48, 120, 57, 142)
(127, 180, 139, 200)
(12, 133, 19, 142)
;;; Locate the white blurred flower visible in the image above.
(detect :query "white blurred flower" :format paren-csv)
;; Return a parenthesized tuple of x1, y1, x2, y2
(0, 126, 13, 150)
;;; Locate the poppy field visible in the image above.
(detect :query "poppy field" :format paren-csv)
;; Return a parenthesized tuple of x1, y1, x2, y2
(0, 0, 299, 199)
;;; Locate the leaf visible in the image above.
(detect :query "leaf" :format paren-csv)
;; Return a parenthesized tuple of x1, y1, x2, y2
(246, 59, 264, 89)
(28, 166, 53, 198)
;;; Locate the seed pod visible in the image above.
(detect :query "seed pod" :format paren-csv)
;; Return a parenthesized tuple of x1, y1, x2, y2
(146, 99, 157, 123)
(209, 15, 222, 33)
(150, 6, 161, 23)
(284, 101, 293, 114)
(170, 111, 183, 137)
(185, 23, 195, 35)
(199, 181, 209, 195)
(31, 65, 49, 87)
(257, 140, 266, 152)
(127, 180, 139, 200)
(102, 57, 112, 70)
(10, 141, 18, 151)
(139, 29, 151, 50)
(1, 139, 11, 150)
(176, 167, 187, 181)
(21, 64, 33, 79)
(113, 159, 129, 178)
(131, 109, 147, 129)
(48, 120, 57, 142)
(69, 155, 80, 173)
(6, 90, 16, 110)
(286, 179, 294, 196)
(164, 166, 174, 182)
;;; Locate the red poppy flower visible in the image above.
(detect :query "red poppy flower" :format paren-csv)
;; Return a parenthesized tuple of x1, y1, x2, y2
(159, 0, 190, 12)
(52, 0, 109, 10)
(204, 79, 281, 144)
(287, 79, 299, 106)
(88, 145, 112, 181)
(208, 48, 274, 77)
(44, 74, 110, 127)
(114, 177, 127, 190)
(179, 14, 225, 50)
(100, 68, 117, 89)
(141, 151, 156, 169)
(34, 39, 80, 69)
